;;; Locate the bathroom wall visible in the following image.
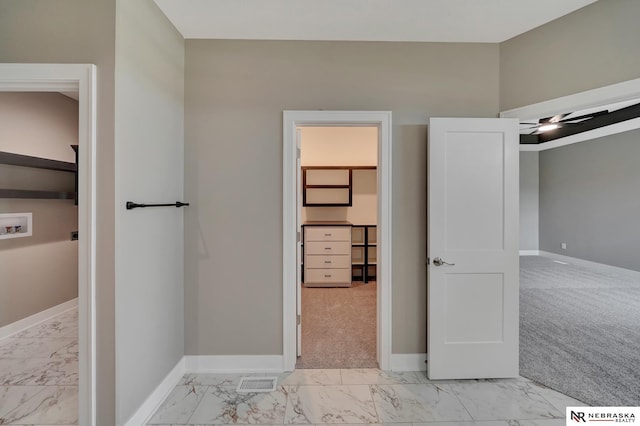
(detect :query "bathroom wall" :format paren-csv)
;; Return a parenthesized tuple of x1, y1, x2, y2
(0, 92, 79, 328)
(184, 40, 500, 356)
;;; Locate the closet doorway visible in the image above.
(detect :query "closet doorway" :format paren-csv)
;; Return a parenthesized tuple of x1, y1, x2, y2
(0, 64, 97, 425)
(297, 126, 378, 368)
(283, 110, 392, 372)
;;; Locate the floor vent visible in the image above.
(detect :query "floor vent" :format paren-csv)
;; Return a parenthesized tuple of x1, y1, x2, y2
(236, 377, 278, 393)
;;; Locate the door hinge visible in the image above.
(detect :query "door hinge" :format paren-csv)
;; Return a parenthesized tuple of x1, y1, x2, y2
(426, 257, 430, 265)
(296, 314, 301, 325)
(297, 231, 301, 243)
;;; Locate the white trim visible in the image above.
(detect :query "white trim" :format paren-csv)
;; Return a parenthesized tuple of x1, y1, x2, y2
(282, 110, 393, 372)
(538, 251, 640, 279)
(390, 353, 428, 372)
(519, 250, 540, 256)
(124, 357, 186, 426)
(185, 355, 285, 373)
(0, 298, 78, 340)
(0, 63, 97, 426)
(500, 78, 640, 152)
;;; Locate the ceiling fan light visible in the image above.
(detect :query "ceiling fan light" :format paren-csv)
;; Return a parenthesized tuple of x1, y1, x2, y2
(538, 123, 559, 132)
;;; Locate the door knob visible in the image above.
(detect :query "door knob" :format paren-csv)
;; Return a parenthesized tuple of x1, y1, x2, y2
(433, 257, 455, 266)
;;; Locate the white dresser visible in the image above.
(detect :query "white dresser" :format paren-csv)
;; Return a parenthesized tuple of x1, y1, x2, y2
(303, 222, 352, 287)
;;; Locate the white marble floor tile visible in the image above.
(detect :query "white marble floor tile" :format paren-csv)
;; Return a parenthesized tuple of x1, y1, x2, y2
(12, 318, 77, 339)
(371, 384, 472, 423)
(50, 339, 78, 359)
(340, 369, 430, 385)
(526, 382, 589, 412)
(0, 357, 78, 386)
(284, 385, 378, 424)
(414, 422, 509, 426)
(278, 369, 342, 386)
(188, 385, 288, 424)
(147, 385, 208, 424)
(0, 386, 78, 425)
(179, 373, 252, 387)
(0, 337, 76, 359)
(507, 420, 566, 426)
(0, 385, 47, 419)
(442, 381, 563, 421)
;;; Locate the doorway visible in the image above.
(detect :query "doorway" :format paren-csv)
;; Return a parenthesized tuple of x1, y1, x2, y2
(296, 126, 378, 368)
(283, 111, 392, 371)
(0, 63, 97, 425)
(502, 77, 640, 406)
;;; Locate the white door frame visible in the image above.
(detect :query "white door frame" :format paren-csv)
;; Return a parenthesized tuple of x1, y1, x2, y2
(0, 63, 97, 425)
(501, 77, 640, 152)
(283, 110, 392, 371)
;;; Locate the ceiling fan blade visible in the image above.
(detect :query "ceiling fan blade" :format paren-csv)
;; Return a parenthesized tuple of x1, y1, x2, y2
(539, 113, 571, 124)
(557, 110, 608, 123)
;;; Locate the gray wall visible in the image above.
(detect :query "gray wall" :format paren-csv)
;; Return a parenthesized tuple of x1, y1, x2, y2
(1, 1, 184, 423)
(519, 151, 539, 251)
(184, 40, 500, 356)
(539, 129, 640, 271)
(500, 0, 640, 111)
(0, 1, 117, 423)
(0, 92, 78, 328)
(114, 0, 184, 423)
(500, 0, 640, 270)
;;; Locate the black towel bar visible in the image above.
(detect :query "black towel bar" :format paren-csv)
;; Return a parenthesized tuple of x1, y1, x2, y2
(126, 201, 189, 210)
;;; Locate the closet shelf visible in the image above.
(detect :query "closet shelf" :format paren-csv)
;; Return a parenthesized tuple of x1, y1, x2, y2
(0, 148, 78, 202)
(0, 151, 76, 173)
(0, 189, 77, 200)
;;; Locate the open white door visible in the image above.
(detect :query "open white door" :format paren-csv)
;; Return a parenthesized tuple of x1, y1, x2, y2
(428, 117, 519, 379)
(296, 129, 303, 357)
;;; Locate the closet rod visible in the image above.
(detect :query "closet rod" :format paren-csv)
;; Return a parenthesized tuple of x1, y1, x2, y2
(126, 201, 189, 210)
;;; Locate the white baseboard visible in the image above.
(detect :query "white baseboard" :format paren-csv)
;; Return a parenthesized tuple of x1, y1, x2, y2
(538, 251, 640, 279)
(0, 298, 78, 340)
(185, 355, 285, 373)
(519, 250, 540, 256)
(390, 353, 427, 371)
(124, 356, 186, 426)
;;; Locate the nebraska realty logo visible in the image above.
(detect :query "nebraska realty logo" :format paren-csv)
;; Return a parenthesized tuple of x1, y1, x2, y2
(567, 407, 639, 424)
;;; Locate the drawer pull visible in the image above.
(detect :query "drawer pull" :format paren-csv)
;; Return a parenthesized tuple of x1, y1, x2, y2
(324, 233, 332, 236)
(324, 260, 331, 264)
(324, 247, 331, 250)
(324, 274, 332, 278)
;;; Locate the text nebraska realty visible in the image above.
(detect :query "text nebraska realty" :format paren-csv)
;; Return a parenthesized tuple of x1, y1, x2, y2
(572, 411, 636, 422)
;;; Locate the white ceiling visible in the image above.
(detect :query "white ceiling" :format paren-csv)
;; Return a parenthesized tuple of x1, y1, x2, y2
(154, 0, 598, 42)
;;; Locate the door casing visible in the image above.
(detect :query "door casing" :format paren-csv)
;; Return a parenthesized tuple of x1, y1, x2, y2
(283, 110, 392, 371)
(0, 63, 97, 425)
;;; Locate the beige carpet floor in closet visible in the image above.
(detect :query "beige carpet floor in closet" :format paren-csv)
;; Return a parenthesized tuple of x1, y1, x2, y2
(296, 281, 377, 369)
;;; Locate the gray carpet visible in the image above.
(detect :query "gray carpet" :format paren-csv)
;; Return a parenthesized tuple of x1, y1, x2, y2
(520, 256, 640, 406)
(296, 281, 377, 369)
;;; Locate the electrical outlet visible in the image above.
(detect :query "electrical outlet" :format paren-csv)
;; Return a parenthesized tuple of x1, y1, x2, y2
(561, 242, 567, 250)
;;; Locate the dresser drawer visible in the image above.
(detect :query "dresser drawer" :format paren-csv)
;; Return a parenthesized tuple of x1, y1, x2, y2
(305, 241, 351, 255)
(305, 268, 351, 284)
(305, 254, 351, 269)
(305, 226, 351, 242)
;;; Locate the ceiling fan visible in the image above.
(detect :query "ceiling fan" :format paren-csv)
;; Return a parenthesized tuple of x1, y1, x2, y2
(521, 110, 608, 134)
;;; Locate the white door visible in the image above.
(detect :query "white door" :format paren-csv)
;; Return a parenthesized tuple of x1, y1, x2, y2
(427, 117, 519, 379)
(296, 129, 303, 357)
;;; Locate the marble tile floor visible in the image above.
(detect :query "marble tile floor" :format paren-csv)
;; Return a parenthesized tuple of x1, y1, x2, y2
(147, 368, 588, 426)
(0, 307, 78, 425)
